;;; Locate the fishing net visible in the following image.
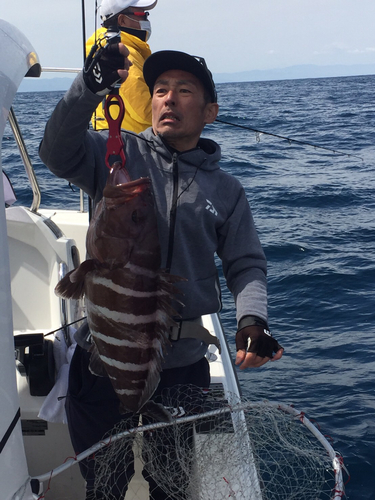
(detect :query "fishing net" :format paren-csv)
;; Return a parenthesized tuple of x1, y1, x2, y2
(87, 386, 346, 500)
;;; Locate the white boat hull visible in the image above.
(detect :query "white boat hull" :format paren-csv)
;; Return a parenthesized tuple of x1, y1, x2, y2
(0, 18, 41, 500)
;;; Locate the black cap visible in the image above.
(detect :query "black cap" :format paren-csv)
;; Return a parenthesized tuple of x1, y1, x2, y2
(143, 50, 217, 103)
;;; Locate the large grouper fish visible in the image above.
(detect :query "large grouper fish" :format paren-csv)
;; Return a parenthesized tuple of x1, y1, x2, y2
(55, 163, 183, 421)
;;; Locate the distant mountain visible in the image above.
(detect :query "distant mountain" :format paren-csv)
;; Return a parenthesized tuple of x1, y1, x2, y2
(213, 64, 375, 84)
(17, 63, 375, 92)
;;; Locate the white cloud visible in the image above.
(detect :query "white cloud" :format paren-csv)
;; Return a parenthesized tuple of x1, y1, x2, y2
(348, 47, 375, 54)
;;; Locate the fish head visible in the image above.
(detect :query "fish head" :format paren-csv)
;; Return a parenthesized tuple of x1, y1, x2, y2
(87, 164, 161, 269)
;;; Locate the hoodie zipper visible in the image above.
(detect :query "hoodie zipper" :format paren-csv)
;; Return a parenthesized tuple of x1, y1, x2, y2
(165, 153, 179, 273)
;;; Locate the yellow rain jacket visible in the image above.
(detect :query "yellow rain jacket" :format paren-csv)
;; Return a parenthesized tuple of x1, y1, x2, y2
(86, 28, 152, 133)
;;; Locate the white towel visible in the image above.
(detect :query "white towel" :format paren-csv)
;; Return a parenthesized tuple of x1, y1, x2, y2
(38, 327, 77, 424)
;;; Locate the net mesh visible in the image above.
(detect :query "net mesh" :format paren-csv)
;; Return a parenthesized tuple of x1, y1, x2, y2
(89, 387, 345, 500)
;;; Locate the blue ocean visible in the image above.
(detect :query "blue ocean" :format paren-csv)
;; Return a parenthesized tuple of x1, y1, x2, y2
(3, 74, 375, 499)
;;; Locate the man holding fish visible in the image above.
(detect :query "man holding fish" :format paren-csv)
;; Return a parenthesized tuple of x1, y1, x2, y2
(40, 28, 283, 500)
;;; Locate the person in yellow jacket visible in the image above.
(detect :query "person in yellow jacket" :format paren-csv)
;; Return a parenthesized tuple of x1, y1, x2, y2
(86, 0, 157, 133)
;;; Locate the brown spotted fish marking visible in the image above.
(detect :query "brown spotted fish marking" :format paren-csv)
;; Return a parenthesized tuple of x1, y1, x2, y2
(55, 163, 183, 419)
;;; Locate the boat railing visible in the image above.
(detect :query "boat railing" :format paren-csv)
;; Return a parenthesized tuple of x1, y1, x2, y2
(9, 66, 87, 213)
(42, 67, 87, 213)
(42, 67, 80, 74)
(8, 107, 41, 212)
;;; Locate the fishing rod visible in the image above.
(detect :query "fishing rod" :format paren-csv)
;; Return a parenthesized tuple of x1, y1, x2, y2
(81, 0, 87, 66)
(215, 118, 364, 162)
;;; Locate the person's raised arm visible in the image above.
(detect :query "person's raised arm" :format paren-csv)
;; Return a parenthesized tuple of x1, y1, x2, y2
(39, 43, 131, 198)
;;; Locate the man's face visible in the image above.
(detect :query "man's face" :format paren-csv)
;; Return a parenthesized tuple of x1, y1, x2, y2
(151, 69, 218, 151)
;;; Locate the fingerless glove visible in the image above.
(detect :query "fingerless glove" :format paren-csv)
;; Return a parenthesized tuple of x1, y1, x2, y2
(236, 316, 283, 358)
(83, 43, 125, 96)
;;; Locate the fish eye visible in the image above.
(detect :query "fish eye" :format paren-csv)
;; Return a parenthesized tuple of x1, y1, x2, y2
(132, 210, 139, 223)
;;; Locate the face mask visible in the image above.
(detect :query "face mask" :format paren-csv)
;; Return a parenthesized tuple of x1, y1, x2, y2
(139, 20, 152, 41)
(123, 16, 152, 41)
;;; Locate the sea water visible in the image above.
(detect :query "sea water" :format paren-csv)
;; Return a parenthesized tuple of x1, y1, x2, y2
(3, 74, 375, 499)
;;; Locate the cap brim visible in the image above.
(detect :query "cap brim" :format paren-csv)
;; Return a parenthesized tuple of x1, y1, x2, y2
(100, 0, 157, 22)
(129, 0, 157, 8)
(143, 50, 217, 103)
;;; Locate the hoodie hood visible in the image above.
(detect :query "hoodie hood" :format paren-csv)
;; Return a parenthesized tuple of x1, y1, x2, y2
(139, 127, 222, 172)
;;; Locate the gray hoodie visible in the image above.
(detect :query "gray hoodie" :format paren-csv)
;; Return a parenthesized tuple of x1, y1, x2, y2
(40, 72, 268, 368)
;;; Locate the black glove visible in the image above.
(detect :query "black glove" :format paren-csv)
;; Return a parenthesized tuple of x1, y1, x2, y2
(236, 325, 283, 359)
(83, 43, 125, 96)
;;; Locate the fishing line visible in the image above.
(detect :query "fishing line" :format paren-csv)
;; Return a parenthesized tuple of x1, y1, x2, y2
(43, 317, 87, 338)
(215, 117, 364, 161)
(93, 0, 100, 132)
(177, 167, 199, 200)
(128, 120, 364, 163)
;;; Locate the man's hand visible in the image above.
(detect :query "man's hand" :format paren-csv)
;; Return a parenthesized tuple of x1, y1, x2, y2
(83, 43, 131, 96)
(235, 325, 284, 369)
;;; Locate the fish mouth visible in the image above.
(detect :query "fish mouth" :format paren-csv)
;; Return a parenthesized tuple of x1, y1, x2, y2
(118, 177, 150, 188)
(116, 177, 151, 196)
(108, 163, 150, 190)
(104, 176, 151, 201)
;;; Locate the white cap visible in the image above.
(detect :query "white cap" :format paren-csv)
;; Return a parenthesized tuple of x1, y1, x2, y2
(100, 0, 157, 22)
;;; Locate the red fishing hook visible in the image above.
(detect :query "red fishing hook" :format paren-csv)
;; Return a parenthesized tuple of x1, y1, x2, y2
(104, 93, 126, 170)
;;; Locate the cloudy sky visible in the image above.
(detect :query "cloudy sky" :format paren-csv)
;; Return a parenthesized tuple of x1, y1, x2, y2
(3, 0, 375, 74)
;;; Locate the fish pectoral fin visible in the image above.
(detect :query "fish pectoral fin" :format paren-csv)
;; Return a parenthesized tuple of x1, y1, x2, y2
(140, 401, 173, 423)
(54, 259, 98, 299)
(54, 271, 85, 299)
(70, 259, 99, 282)
(88, 342, 108, 377)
